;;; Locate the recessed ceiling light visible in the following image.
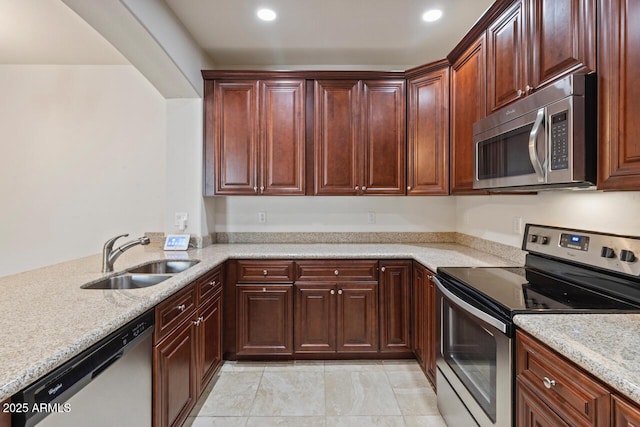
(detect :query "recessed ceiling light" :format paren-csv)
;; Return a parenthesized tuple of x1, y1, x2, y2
(257, 8, 277, 21)
(422, 9, 443, 22)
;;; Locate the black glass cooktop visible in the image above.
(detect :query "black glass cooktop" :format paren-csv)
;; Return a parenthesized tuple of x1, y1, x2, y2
(438, 256, 640, 316)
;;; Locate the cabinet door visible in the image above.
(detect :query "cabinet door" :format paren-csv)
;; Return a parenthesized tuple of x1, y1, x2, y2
(450, 35, 487, 195)
(379, 261, 412, 353)
(361, 80, 406, 194)
(196, 293, 222, 395)
(336, 283, 378, 353)
(236, 285, 293, 355)
(598, 0, 640, 190)
(612, 395, 640, 427)
(528, 0, 596, 89)
(487, 1, 526, 113)
(314, 80, 361, 195)
(0, 400, 9, 427)
(294, 283, 336, 353)
(517, 378, 571, 427)
(213, 80, 259, 195)
(407, 67, 449, 195)
(153, 322, 196, 427)
(260, 80, 306, 195)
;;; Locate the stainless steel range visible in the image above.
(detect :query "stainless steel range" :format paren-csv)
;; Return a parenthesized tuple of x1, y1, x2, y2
(435, 224, 640, 427)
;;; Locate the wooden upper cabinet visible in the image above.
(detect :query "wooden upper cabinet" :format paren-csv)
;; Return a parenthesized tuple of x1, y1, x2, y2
(528, 0, 596, 89)
(598, 0, 640, 190)
(205, 79, 305, 196)
(314, 79, 406, 195)
(361, 80, 406, 195)
(450, 35, 487, 195)
(314, 80, 361, 195)
(487, 1, 526, 112)
(407, 65, 450, 195)
(210, 80, 259, 195)
(487, 0, 595, 113)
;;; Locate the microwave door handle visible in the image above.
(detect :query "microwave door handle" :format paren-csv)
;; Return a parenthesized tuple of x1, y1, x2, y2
(433, 276, 507, 334)
(529, 108, 546, 183)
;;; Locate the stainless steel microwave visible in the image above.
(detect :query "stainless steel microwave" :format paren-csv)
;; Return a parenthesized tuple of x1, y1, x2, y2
(473, 73, 596, 191)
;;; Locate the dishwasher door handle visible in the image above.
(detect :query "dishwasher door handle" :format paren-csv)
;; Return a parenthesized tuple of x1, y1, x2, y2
(92, 351, 124, 379)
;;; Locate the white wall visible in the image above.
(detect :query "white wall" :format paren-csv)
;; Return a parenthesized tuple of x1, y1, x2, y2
(214, 196, 456, 232)
(0, 65, 166, 277)
(456, 191, 640, 247)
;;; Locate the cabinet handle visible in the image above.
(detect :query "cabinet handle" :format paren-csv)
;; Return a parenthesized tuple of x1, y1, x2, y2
(334, 270, 339, 276)
(362, 186, 367, 191)
(338, 289, 343, 295)
(355, 186, 359, 191)
(253, 186, 258, 193)
(262, 287, 266, 292)
(260, 186, 265, 193)
(263, 269, 268, 276)
(381, 266, 386, 272)
(330, 289, 335, 295)
(543, 377, 557, 389)
(176, 304, 186, 312)
(525, 84, 533, 94)
(209, 280, 216, 286)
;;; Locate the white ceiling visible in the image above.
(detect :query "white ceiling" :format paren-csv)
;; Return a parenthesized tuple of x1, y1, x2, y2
(0, 0, 127, 65)
(164, 0, 495, 69)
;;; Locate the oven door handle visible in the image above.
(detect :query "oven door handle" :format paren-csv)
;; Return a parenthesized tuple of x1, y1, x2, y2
(528, 107, 546, 183)
(433, 276, 508, 334)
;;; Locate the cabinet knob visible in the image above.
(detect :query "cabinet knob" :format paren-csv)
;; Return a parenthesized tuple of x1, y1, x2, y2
(362, 186, 367, 191)
(262, 287, 266, 292)
(253, 186, 258, 193)
(209, 280, 216, 286)
(260, 186, 265, 193)
(193, 316, 204, 326)
(355, 186, 359, 191)
(177, 304, 186, 312)
(338, 289, 343, 295)
(381, 266, 386, 272)
(334, 270, 339, 276)
(330, 289, 335, 295)
(525, 85, 533, 94)
(263, 269, 268, 276)
(427, 275, 433, 280)
(543, 377, 557, 389)
(407, 186, 412, 190)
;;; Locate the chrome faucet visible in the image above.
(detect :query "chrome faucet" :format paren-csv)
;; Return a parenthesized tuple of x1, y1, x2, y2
(102, 233, 151, 273)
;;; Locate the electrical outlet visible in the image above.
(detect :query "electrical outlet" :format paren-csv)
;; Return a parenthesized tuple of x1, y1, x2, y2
(367, 212, 376, 224)
(174, 212, 188, 231)
(512, 217, 523, 234)
(258, 211, 267, 224)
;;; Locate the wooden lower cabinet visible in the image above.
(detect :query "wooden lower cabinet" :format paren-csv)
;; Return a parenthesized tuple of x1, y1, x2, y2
(412, 262, 437, 386)
(154, 275, 224, 427)
(236, 284, 293, 356)
(379, 260, 412, 353)
(294, 282, 378, 353)
(0, 399, 10, 427)
(517, 377, 571, 427)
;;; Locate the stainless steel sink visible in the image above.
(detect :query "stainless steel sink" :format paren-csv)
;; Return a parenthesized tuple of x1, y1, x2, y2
(126, 260, 200, 274)
(82, 274, 173, 290)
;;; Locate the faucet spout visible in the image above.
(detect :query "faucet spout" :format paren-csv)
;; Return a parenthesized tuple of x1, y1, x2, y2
(102, 234, 150, 273)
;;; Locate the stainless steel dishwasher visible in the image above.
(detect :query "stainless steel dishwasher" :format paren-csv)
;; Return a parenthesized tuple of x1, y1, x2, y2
(12, 310, 154, 427)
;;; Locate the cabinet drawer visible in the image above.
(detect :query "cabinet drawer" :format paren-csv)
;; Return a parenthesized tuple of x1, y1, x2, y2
(516, 331, 610, 426)
(296, 260, 379, 281)
(236, 260, 294, 282)
(155, 283, 197, 342)
(197, 266, 222, 305)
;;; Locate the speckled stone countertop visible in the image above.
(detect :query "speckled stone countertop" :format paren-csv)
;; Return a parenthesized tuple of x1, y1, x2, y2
(514, 314, 640, 404)
(0, 242, 513, 402)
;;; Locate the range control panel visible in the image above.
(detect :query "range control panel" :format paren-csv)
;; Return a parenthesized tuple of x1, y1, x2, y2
(523, 224, 640, 277)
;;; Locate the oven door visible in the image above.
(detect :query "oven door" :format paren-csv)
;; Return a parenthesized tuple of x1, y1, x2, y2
(435, 276, 512, 427)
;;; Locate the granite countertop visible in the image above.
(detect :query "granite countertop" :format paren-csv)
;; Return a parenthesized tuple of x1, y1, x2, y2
(514, 314, 640, 404)
(0, 242, 513, 402)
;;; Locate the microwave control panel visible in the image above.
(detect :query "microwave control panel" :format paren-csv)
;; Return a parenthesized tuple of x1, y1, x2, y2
(550, 111, 569, 170)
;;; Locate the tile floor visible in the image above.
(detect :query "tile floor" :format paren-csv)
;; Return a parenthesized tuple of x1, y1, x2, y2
(185, 360, 447, 427)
